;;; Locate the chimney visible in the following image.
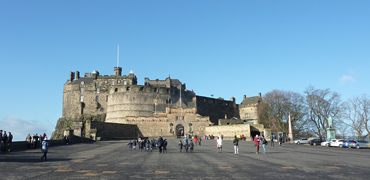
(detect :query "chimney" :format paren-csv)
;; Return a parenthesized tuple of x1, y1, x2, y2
(243, 95, 246, 100)
(259, 92, 261, 98)
(69, 72, 75, 81)
(75, 71, 80, 80)
(230, 97, 235, 102)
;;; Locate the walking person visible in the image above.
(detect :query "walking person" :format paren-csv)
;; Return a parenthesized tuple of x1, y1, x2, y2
(254, 135, 260, 154)
(157, 136, 164, 153)
(278, 135, 283, 147)
(261, 135, 267, 154)
(271, 134, 275, 147)
(41, 138, 49, 161)
(163, 139, 168, 153)
(127, 140, 133, 151)
(233, 135, 239, 154)
(217, 135, 223, 153)
(189, 140, 194, 153)
(184, 141, 189, 152)
(133, 139, 137, 150)
(146, 140, 150, 152)
(198, 138, 201, 146)
(179, 140, 183, 153)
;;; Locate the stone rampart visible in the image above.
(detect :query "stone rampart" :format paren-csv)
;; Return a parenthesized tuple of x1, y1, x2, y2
(205, 124, 251, 140)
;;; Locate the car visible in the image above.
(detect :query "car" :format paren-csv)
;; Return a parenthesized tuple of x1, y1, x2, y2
(321, 141, 330, 147)
(343, 140, 356, 148)
(308, 139, 324, 146)
(349, 140, 370, 149)
(329, 139, 345, 147)
(294, 138, 309, 144)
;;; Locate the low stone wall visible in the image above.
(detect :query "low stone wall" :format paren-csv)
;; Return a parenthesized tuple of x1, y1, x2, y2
(205, 124, 251, 140)
(91, 122, 143, 140)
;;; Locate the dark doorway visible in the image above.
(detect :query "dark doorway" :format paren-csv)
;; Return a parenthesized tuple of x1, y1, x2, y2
(176, 124, 184, 137)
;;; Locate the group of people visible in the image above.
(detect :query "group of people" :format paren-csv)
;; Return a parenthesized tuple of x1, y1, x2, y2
(26, 133, 47, 149)
(0, 130, 13, 152)
(253, 134, 284, 154)
(127, 136, 168, 153)
(179, 135, 195, 153)
(25, 133, 49, 161)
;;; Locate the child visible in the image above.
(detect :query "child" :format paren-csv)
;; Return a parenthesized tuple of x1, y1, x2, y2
(189, 140, 194, 153)
(127, 140, 133, 151)
(179, 140, 183, 153)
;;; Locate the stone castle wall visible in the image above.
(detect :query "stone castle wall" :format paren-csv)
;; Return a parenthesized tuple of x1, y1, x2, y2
(90, 122, 142, 140)
(205, 124, 251, 139)
(196, 96, 240, 125)
(108, 108, 210, 138)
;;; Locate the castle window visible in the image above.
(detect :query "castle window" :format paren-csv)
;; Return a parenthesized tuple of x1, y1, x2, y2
(96, 96, 99, 102)
(65, 97, 68, 102)
(140, 87, 144, 91)
(166, 89, 170, 93)
(154, 88, 157, 92)
(106, 95, 108, 102)
(123, 81, 127, 85)
(80, 88, 84, 93)
(80, 96, 84, 102)
(81, 81, 84, 85)
(204, 99, 206, 103)
(118, 80, 121, 83)
(110, 81, 114, 85)
(226, 103, 228, 106)
(96, 88, 100, 93)
(115, 88, 118, 92)
(126, 87, 130, 91)
(98, 81, 101, 86)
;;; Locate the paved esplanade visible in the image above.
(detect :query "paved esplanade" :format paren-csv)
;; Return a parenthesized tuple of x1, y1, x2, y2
(1, 139, 369, 180)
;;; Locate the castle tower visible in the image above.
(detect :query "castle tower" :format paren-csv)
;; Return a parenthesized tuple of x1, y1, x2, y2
(114, 67, 122, 76)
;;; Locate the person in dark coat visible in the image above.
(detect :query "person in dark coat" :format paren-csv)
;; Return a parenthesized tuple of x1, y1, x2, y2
(189, 140, 194, 153)
(157, 136, 164, 153)
(41, 138, 49, 161)
(133, 139, 137, 150)
(184, 141, 189, 153)
(7, 132, 13, 152)
(2, 131, 7, 152)
(139, 139, 144, 151)
(127, 140, 133, 151)
(179, 140, 183, 153)
(163, 139, 168, 153)
(279, 135, 283, 147)
(146, 140, 150, 152)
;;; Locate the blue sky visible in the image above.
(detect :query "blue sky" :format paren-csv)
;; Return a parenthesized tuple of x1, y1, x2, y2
(1, 1, 369, 141)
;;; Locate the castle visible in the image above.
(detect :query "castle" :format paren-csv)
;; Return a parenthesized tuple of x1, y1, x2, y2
(52, 67, 270, 140)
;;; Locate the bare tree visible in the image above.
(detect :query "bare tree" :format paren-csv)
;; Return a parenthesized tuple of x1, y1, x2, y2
(258, 89, 308, 137)
(342, 97, 364, 139)
(304, 85, 343, 139)
(342, 95, 370, 139)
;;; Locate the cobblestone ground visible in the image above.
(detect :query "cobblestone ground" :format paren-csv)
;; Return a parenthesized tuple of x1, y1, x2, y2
(1, 139, 370, 180)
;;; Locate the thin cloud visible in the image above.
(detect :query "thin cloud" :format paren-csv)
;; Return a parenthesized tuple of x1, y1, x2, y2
(0, 116, 54, 141)
(339, 75, 355, 85)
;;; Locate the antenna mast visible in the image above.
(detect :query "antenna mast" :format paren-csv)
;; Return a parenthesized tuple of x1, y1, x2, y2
(117, 44, 119, 68)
